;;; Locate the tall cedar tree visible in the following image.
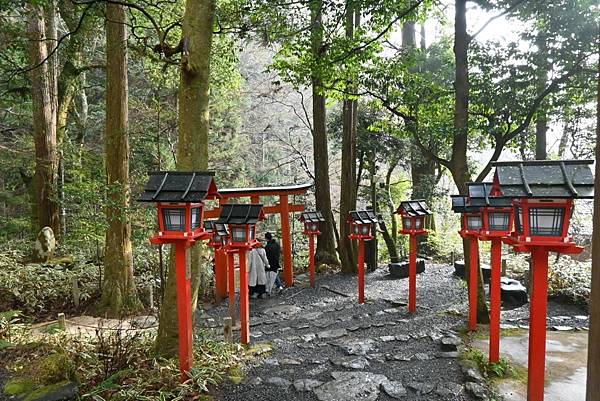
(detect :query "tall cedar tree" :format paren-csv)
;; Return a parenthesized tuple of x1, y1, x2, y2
(311, 0, 339, 265)
(101, 2, 140, 316)
(27, 5, 60, 239)
(586, 34, 600, 401)
(339, 0, 359, 273)
(453, 0, 489, 323)
(156, 0, 215, 356)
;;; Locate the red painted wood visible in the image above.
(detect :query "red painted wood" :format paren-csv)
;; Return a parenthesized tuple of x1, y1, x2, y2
(358, 240, 365, 304)
(489, 238, 502, 363)
(175, 242, 193, 382)
(214, 248, 227, 301)
(409, 234, 417, 313)
(309, 234, 315, 288)
(528, 249, 549, 401)
(239, 250, 250, 344)
(280, 195, 293, 287)
(228, 251, 236, 325)
(469, 238, 479, 331)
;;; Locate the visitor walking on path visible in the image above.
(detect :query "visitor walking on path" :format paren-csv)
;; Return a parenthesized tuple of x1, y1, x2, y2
(248, 243, 269, 299)
(264, 232, 284, 292)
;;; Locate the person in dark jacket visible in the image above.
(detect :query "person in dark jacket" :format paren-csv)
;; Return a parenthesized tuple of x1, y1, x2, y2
(264, 232, 284, 292)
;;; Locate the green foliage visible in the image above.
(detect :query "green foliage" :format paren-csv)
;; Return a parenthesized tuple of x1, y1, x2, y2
(461, 347, 524, 381)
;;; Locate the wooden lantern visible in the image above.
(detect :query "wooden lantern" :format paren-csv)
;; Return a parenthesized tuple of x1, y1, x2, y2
(348, 210, 378, 240)
(395, 199, 432, 235)
(299, 211, 325, 235)
(216, 204, 264, 249)
(451, 195, 482, 238)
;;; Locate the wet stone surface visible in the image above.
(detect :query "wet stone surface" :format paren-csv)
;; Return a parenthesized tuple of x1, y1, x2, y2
(201, 264, 498, 400)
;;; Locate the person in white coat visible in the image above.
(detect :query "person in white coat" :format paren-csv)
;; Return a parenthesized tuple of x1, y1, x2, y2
(248, 242, 270, 299)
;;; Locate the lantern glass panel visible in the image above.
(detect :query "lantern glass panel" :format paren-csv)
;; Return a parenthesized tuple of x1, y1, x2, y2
(309, 222, 319, 232)
(402, 217, 412, 230)
(360, 225, 370, 235)
(249, 226, 256, 241)
(190, 207, 202, 230)
(488, 211, 510, 231)
(529, 207, 564, 237)
(162, 208, 185, 231)
(232, 226, 247, 242)
(466, 215, 482, 231)
(415, 217, 423, 230)
(515, 207, 523, 233)
(353, 225, 360, 234)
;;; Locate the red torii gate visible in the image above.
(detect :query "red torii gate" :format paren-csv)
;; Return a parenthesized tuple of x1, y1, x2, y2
(204, 183, 312, 289)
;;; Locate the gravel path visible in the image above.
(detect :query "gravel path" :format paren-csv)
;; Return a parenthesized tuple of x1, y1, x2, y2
(198, 263, 489, 400)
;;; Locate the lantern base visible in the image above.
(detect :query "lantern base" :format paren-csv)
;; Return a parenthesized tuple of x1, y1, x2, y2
(399, 229, 428, 236)
(150, 231, 209, 245)
(504, 236, 583, 254)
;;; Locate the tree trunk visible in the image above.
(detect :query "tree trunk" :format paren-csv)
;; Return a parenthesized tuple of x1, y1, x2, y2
(156, 0, 215, 357)
(310, 0, 338, 265)
(27, 5, 60, 238)
(534, 32, 548, 160)
(339, 0, 359, 274)
(585, 33, 600, 401)
(453, 0, 488, 323)
(100, 2, 139, 317)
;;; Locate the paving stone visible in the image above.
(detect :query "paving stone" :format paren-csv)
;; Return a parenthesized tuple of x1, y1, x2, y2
(316, 320, 335, 329)
(438, 351, 459, 358)
(294, 378, 324, 392)
(380, 335, 396, 342)
(303, 311, 323, 320)
(464, 367, 484, 383)
(395, 335, 411, 342)
(301, 333, 316, 342)
(412, 353, 432, 361)
(314, 371, 388, 401)
(307, 364, 330, 376)
(279, 357, 303, 365)
(263, 358, 279, 366)
(500, 324, 519, 330)
(381, 380, 407, 398)
(347, 326, 361, 332)
(575, 315, 589, 321)
(247, 377, 263, 385)
(383, 297, 407, 307)
(335, 338, 377, 355)
(435, 382, 463, 397)
(440, 336, 461, 352)
(263, 305, 301, 316)
(375, 310, 386, 316)
(406, 381, 435, 395)
(552, 325, 573, 331)
(317, 328, 348, 339)
(365, 353, 385, 363)
(330, 356, 370, 370)
(429, 331, 444, 342)
(385, 353, 411, 362)
(465, 382, 488, 399)
(383, 308, 401, 314)
(265, 377, 292, 387)
(295, 324, 310, 330)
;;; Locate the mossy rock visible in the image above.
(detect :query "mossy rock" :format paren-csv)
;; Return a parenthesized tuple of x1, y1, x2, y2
(23, 380, 78, 401)
(4, 378, 36, 396)
(35, 353, 77, 385)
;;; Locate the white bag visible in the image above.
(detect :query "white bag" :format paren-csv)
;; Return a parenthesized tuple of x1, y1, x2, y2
(266, 271, 279, 293)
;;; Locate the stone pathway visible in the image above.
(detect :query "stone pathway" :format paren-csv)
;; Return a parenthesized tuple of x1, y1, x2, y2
(198, 264, 491, 400)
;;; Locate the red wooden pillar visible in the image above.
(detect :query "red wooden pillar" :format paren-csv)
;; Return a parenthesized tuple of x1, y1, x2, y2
(280, 194, 293, 287)
(528, 248, 549, 401)
(309, 234, 315, 288)
(175, 242, 193, 382)
(214, 248, 227, 301)
(357, 240, 365, 304)
(239, 249, 250, 344)
(409, 234, 417, 313)
(469, 237, 479, 331)
(227, 250, 236, 324)
(489, 238, 502, 363)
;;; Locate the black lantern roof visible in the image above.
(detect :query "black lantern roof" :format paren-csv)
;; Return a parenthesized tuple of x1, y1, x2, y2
(138, 171, 219, 203)
(299, 211, 325, 223)
(395, 199, 433, 216)
(451, 195, 481, 213)
(467, 182, 512, 208)
(492, 160, 594, 199)
(204, 220, 229, 236)
(216, 204, 264, 225)
(348, 210, 379, 224)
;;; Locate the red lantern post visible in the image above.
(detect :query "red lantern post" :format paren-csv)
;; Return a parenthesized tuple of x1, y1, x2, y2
(467, 182, 514, 363)
(492, 160, 594, 401)
(217, 204, 265, 344)
(299, 211, 325, 287)
(138, 171, 219, 382)
(395, 200, 433, 313)
(347, 210, 379, 304)
(451, 195, 483, 332)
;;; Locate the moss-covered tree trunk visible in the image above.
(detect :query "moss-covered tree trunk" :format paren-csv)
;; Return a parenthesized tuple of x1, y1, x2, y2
(100, 3, 139, 316)
(585, 34, 600, 401)
(310, 0, 338, 266)
(27, 5, 60, 237)
(155, 0, 215, 357)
